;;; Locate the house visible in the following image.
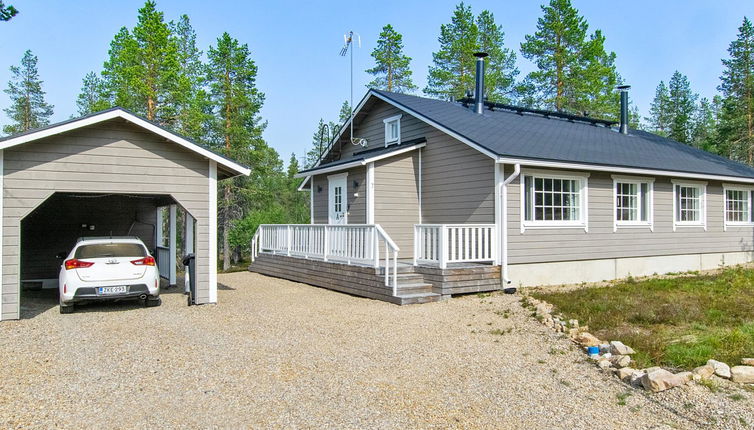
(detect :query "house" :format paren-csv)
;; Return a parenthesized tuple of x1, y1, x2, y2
(0, 108, 249, 320)
(250, 54, 754, 304)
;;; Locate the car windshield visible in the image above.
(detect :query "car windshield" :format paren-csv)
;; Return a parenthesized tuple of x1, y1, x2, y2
(74, 243, 147, 259)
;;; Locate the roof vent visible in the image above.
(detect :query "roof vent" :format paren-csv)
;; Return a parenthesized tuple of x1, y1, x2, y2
(473, 52, 488, 115)
(617, 85, 631, 134)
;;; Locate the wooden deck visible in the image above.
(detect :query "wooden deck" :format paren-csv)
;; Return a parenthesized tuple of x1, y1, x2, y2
(248, 253, 501, 305)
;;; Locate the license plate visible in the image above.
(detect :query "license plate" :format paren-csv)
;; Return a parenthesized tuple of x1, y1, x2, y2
(98, 286, 127, 295)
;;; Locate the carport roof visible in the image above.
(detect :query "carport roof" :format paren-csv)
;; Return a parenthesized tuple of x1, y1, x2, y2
(0, 107, 251, 177)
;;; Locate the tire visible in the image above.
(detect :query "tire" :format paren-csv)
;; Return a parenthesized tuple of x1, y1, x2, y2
(145, 296, 162, 307)
(59, 304, 74, 314)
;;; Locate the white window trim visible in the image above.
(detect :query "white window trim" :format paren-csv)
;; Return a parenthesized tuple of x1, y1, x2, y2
(722, 184, 754, 230)
(383, 114, 402, 147)
(671, 180, 707, 231)
(520, 169, 589, 233)
(611, 175, 654, 232)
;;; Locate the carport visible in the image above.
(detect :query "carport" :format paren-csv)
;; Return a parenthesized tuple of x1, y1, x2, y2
(0, 108, 250, 320)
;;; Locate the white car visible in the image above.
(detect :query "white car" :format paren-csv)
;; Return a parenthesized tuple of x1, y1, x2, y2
(58, 237, 161, 313)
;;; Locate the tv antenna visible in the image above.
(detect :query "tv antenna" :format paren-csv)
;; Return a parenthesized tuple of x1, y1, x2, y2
(340, 31, 367, 147)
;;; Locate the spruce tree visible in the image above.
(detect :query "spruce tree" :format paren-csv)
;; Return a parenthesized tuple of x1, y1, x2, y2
(3, 50, 53, 134)
(0, 1, 17, 21)
(667, 71, 698, 145)
(646, 81, 671, 136)
(520, 0, 620, 118)
(171, 14, 210, 140)
(691, 97, 721, 152)
(366, 25, 416, 93)
(717, 17, 754, 164)
(76, 72, 111, 115)
(425, 3, 517, 102)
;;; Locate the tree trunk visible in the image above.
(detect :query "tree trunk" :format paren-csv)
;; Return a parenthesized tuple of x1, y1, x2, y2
(147, 96, 155, 121)
(222, 184, 231, 271)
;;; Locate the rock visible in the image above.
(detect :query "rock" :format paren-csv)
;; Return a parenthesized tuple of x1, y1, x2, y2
(707, 359, 731, 379)
(568, 328, 580, 338)
(676, 371, 693, 384)
(692, 364, 714, 380)
(615, 367, 636, 381)
(598, 359, 613, 370)
(730, 366, 754, 384)
(640, 369, 688, 392)
(609, 341, 636, 355)
(741, 358, 754, 366)
(568, 319, 579, 328)
(575, 332, 601, 347)
(629, 371, 646, 387)
(610, 355, 631, 368)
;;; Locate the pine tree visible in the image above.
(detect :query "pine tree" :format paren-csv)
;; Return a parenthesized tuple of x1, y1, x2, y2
(646, 81, 671, 136)
(425, 3, 518, 102)
(0, 1, 17, 21)
(206, 32, 268, 270)
(691, 97, 721, 152)
(306, 119, 333, 168)
(366, 25, 416, 93)
(171, 14, 211, 140)
(3, 50, 53, 134)
(667, 71, 698, 145)
(519, 0, 621, 118)
(76, 71, 111, 115)
(717, 17, 754, 164)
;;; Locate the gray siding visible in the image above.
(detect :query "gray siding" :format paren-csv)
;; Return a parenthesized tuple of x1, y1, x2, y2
(2, 119, 212, 319)
(506, 168, 754, 264)
(311, 166, 366, 224)
(374, 151, 421, 253)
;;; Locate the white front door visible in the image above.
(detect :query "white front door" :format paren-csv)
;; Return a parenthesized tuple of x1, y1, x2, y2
(328, 174, 347, 224)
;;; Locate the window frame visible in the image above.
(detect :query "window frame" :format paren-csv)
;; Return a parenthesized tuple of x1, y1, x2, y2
(722, 183, 754, 230)
(611, 175, 654, 232)
(671, 179, 707, 231)
(383, 114, 402, 147)
(519, 169, 589, 232)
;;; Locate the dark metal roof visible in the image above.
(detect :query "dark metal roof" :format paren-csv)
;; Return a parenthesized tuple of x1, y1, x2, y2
(299, 137, 426, 175)
(372, 89, 754, 179)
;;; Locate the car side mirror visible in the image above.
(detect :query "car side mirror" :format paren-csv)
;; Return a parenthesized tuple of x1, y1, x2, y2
(56, 252, 67, 260)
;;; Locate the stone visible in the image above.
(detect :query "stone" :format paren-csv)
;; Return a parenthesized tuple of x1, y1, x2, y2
(640, 369, 688, 392)
(610, 355, 631, 368)
(741, 358, 754, 366)
(629, 371, 646, 387)
(598, 359, 613, 370)
(692, 364, 715, 380)
(730, 366, 754, 384)
(568, 319, 579, 328)
(575, 332, 601, 347)
(609, 341, 636, 355)
(676, 371, 693, 384)
(615, 367, 636, 381)
(707, 359, 731, 379)
(568, 328, 580, 338)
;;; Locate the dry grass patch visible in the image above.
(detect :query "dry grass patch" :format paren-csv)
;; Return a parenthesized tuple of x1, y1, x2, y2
(530, 266, 754, 370)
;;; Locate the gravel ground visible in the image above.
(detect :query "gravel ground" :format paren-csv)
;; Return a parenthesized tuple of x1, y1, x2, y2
(1, 272, 752, 429)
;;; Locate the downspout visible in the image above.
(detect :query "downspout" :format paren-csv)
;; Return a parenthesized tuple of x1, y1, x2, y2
(499, 163, 520, 287)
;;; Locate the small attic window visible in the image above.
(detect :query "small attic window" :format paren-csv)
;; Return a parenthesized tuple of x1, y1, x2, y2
(383, 114, 402, 147)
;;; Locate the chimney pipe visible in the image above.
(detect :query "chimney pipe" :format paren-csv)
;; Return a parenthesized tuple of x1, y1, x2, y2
(473, 52, 488, 114)
(618, 85, 631, 134)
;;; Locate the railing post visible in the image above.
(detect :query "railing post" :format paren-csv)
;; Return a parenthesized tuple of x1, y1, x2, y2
(373, 228, 379, 268)
(323, 226, 329, 262)
(413, 225, 418, 266)
(286, 225, 292, 256)
(392, 251, 398, 296)
(384, 242, 389, 286)
(439, 225, 448, 269)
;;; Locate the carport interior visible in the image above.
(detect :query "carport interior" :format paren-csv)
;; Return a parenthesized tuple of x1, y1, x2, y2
(19, 192, 194, 315)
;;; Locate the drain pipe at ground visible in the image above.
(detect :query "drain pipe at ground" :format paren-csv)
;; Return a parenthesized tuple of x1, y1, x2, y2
(499, 163, 521, 288)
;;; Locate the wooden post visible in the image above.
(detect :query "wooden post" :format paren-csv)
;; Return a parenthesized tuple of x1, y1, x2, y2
(168, 204, 177, 287)
(439, 225, 448, 269)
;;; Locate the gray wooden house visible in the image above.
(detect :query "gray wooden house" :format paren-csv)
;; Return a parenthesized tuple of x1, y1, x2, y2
(250, 55, 754, 304)
(0, 108, 249, 320)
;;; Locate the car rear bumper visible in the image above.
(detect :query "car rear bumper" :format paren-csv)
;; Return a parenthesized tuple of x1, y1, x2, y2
(63, 284, 158, 304)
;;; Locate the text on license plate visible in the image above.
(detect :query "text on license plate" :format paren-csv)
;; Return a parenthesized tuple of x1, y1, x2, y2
(98, 286, 127, 295)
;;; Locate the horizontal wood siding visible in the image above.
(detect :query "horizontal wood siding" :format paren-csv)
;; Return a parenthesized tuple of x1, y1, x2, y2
(374, 151, 420, 253)
(311, 166, 366, 224)
(506, 168, 754, 264)
(2, 120, 212, 319)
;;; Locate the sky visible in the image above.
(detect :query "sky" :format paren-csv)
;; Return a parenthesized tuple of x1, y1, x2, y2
(1, 0, 753, 166)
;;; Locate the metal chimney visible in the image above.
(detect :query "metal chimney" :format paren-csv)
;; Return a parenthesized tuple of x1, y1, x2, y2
(617, 85, 631, 134)
(473, 52, 488, 114)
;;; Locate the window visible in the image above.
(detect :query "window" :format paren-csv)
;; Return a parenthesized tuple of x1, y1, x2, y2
(521, 172, 588, 230)
(612, 176, 653, 231)
(672, 181, 706, 230)
(723, 185, 754, 228)
(383, 114, 401, 146)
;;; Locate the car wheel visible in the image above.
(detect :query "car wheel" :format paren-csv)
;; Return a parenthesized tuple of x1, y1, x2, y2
(60, 304, 74, 314)
(145, 296, 161, 307)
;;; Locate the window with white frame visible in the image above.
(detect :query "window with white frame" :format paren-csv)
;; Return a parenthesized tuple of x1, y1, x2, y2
(613, 177, 653, 228)
(724, 186, 754, 225)
(673, 182, 706, 227)
(383, 114, 401, 146)
(522, 173, 587, 227)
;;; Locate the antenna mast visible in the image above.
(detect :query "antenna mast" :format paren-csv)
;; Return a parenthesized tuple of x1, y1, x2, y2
(340, 31, 367, 147)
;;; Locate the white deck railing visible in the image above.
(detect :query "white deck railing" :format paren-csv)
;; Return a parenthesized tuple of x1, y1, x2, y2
(414, 224, 497, 269)
(251, 224, 400, 294)
(155, 245, 170, 279)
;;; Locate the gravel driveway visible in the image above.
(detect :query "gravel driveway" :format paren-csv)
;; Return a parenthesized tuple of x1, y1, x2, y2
(1, 272, 752, 429)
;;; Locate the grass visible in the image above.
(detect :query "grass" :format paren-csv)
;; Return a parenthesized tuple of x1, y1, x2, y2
(530, 266, 754, 370)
